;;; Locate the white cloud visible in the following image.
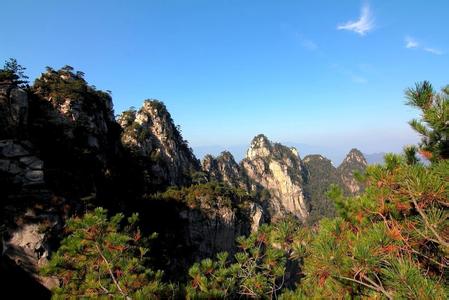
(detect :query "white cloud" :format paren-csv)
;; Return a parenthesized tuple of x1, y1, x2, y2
(404, 36, 444, 55)
(337, 4, 374, 36)
(405, 36, 418, 48)
(424, 47, 443, 55)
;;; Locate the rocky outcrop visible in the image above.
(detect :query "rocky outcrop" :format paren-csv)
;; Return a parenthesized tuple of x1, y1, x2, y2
(241, 135, 309, 221)
(337, 148, 367, 194)
(202, 151, 246, 189)
(180, 197, 246, 259)
(118, 100, 200, 187)
(201, 135, 310, 222)
(0, 83, 28, 139)
(201, 140, 369, 225)
(1, 68, 123, 293)
(32, 67, 119, 155)
(0, 140, 44, 187)
(180, 201, 265, 258)
(0, 139, 64, 291)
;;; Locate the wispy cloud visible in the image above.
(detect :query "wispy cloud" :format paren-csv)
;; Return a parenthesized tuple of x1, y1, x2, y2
(404, 36, 444, 55)
(337, 4, 374, 36)
(424, 47, 443, 55)
(295, 33, 318, 51)
(405, 36, 418, 49)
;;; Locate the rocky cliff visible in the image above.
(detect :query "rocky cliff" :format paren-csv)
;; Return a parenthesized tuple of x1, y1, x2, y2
(118, 100, 200, 188)
(201, 135, 311, 222)
(0, 82, 28, 139)
(241, 135, 309, 221)
(201, 138, 369, 224)
(202, 151, 246, 189)
(337, 148, 367, 194)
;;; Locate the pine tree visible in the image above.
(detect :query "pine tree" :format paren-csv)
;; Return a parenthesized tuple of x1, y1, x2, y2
(186, 218, 304, 299)
(43, 208, 173, 299)
(0, 58, 29, 86)
(406, 81, 449, 161)
(286, 156, 448, 299)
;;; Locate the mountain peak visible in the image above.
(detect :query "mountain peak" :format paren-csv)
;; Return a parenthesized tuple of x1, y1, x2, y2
(338, 148, 367, 194)
(342, 148, 367, 166)
(247, 134, 272, 159)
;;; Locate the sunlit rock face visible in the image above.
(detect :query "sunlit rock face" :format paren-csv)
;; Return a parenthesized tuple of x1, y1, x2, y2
(201, 135, 310, 222)
(118, 100, 200, 187)
(337, 148, 368, 194)
(241, 135, 309, 221)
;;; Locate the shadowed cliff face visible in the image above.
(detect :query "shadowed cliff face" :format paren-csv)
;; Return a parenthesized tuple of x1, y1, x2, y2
(302, 155, 341, 223)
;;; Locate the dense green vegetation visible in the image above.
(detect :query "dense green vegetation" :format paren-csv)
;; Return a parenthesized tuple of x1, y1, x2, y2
(186, 218, 303, 298)
(40, 80, 449, 298)
(302, 155, 339, 224)
(42, 208, 174, 299)
(151, 181, 253, 210)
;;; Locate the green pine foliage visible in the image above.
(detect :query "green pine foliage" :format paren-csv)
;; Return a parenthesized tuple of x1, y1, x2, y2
(406, 81, 449, 161)
(151, 181, 253, 211)
(33, 65, 113, 112)
(186, 218, 305, 299)
(288, 157, 448, 299)
(42, 208, 173, 299)
(0, 58, 29, 86)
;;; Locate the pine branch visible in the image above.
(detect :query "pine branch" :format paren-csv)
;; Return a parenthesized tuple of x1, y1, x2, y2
(337, 275, 393, 300)
(95, 243, 131, 300)
(409, 195, 449, 250)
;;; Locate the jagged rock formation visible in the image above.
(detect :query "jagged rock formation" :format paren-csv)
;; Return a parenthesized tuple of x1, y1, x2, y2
(144, 182, 262, 279)
(118, 100, 200, 187)
(201, 139, 369, 224)
(0, 83, 68, 291)
(0, 68, 130, 293)
(202, 151, 246, 189)
(337, 148, 367, 194)
(180, 200, 264, 257)
(201, 135, 310, 222)
(30, 67, 124, 201)
(241, 135, 309, 221)
(179, 191, 250, 259)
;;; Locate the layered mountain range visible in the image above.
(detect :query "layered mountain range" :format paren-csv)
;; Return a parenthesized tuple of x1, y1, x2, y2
(0, 67, 367, 295)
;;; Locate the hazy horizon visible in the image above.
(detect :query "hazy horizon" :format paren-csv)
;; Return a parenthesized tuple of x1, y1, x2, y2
(2, 0, 446, 156)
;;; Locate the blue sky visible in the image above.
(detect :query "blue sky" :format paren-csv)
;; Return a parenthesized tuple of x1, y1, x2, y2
(1, 1, 448, 162)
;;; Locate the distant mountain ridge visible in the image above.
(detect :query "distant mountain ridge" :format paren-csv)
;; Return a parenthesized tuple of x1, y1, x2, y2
(194, 144, 385, 166)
